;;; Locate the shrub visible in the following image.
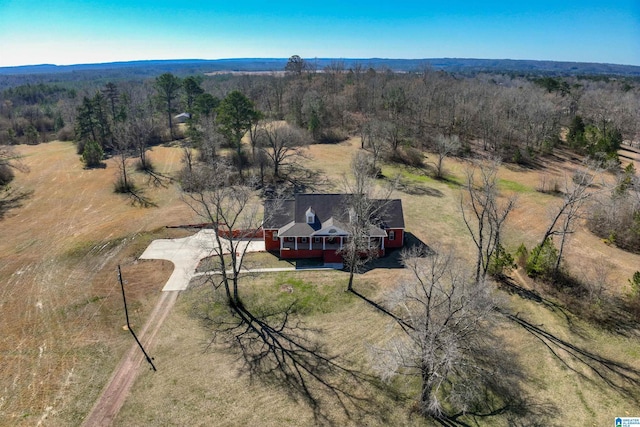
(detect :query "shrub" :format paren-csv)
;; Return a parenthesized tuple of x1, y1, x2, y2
(630, 271, 640, 297)
(387, 146, 424, 167)
(56, 126, 74, 142)
(511, 148, 523, 165)
(402, 147, 424, 167)
(317, 128, 347, 144)
(135, 158, 154, 172)
(488, 244, 516, 278)
(514, 243, 528, 267)
(81, 139, 104, 168)
(525, 238, 559, 278)
(113, 176, 135, 194)
(0, 127, 20, 145)
(0, 164, 14, 186)
(25, 125, 39, 145)
(627, 271, 640, 317)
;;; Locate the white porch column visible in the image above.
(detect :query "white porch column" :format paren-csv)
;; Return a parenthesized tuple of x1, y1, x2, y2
(323, 237, 326, 250)
(280, 234, 283, 250)
(381, 236, 385, 250)
(295, 237, 298, 250)
(309, 238, 312, 250)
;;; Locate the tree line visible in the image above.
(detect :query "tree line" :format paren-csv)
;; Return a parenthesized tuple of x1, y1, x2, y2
(1, 58, 638, 157)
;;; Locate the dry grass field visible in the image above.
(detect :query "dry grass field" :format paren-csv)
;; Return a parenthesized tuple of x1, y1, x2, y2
(2, 138, 640, 426)
(0, 141, 195, 426)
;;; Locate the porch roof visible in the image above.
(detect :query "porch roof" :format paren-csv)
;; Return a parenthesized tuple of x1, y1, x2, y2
(278, 222, 315, 237)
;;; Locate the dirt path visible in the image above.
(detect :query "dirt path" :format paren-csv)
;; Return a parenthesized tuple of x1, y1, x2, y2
(81, 291, 179, 427)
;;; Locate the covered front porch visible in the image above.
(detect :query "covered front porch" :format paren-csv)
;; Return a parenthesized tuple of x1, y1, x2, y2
(279, 236, 384, 258)
(279, 235, 385, 252)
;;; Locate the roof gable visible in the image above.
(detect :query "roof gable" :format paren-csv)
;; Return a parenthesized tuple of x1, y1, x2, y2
(313, 217, 349, 236)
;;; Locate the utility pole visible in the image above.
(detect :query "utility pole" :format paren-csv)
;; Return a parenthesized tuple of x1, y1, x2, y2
(118, 265, 157, 371)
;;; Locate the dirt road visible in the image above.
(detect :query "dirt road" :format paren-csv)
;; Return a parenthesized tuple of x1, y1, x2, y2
(81, 291, 179, 427)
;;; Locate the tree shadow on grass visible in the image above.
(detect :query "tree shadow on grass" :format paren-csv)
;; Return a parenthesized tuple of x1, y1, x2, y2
(0, 188, 33, 220)
(398, 181, 445, 197)
(195, 285, 389, 425)
(394, 176, 445, 197)
(83, 162, 107, 170)
(500, 272, 640, 338)
(360, 232, 432, 273)
(501, 309, 640, 404)
(284, 165, 333, 195)
(127, 189, 157, 208)
(138, 162, 174, 188)
(115, 184, 157, 208)
(496, 274, 583, 337)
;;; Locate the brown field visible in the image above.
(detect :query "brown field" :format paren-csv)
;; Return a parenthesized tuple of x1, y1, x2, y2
(0, 141, 195, 425)
(2, 138, 640, 426)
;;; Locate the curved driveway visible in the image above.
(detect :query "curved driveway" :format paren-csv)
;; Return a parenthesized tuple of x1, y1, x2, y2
(139, 229, 266, 291)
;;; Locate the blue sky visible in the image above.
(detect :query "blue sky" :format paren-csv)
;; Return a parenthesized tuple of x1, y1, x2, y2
(0, 0, 638, 67)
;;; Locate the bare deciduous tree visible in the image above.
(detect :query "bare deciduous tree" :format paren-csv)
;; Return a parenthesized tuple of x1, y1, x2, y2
(461, 160, 516, 284)
(531, 167, 597, 275)
(127, 107, 156, 173)
(256, 121, 309, 179)
(341, 151, 395, 291)
(371, 247, 517, 418)
(111, 116, 158, 206)
(112, 122, 134, 193)
(359, 118, 387, 171)
(431, 133, 461, 179)
(181, 160, 262, 303)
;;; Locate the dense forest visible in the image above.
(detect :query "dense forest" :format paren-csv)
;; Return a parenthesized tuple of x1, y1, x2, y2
(2, 57, 638, 152)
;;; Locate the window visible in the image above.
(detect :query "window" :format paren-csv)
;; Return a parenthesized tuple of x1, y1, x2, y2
(301, 237, 308, 243)
(327, 237, 335, 244)
(305, 207, 315, 224)
(272, 231, 278, 241)
(286, 237, 294, 242)
(314, 237, 321, 243)
(389, 230, 395, 241)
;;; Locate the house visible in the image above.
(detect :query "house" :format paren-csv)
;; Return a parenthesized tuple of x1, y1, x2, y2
(173, 112, 191, 123)
(263, 193, 404, 265)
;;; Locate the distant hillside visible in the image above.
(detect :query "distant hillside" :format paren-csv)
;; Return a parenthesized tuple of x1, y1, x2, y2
(1, 58, 640, 77)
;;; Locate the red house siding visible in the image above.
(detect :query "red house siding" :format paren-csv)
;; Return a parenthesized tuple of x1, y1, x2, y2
(264, 229, 280, 252)
(384, 228, 404, 249)
(280, 249, 325, 259)
(218, 228, 264, 240)
(323, 251, 343, 263)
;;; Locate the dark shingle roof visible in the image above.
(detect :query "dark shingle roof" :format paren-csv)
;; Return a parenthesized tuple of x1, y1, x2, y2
(262, 199, 294, 229)
(279, 223, 315, 237)
(374, 199, 405, 229)
(263, 194, 404, 234)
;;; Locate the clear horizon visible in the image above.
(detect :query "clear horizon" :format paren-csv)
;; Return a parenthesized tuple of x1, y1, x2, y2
(1, 1, 638, 68)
